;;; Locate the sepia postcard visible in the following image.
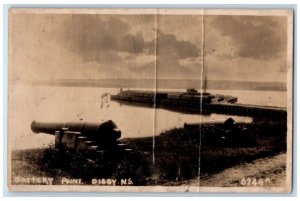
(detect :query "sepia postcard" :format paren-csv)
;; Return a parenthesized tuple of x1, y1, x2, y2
(8, 8, 293, 192)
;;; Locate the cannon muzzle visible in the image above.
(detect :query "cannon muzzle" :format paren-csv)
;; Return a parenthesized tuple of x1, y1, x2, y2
(31, 120, 121, 146)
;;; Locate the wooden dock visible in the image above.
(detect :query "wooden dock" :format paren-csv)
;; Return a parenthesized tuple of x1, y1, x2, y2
(111, 96, 286, 117)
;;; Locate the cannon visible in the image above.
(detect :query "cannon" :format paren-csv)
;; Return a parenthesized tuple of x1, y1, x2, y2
(31, 120, 122, 151)
(184, 118, 256, 147)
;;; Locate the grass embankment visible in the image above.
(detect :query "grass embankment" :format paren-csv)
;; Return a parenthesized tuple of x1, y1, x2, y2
(11, 118, 286, 185)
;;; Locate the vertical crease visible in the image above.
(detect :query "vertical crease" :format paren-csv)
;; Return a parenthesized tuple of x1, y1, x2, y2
(198, 10, 205, 190)
(153, 9, 158, 166)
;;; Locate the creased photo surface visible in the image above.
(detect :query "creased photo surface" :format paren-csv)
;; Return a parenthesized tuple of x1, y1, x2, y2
(8, 8, 293, 192)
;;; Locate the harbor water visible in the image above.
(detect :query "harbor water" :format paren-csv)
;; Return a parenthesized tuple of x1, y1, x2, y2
(9, 85, 287, 150)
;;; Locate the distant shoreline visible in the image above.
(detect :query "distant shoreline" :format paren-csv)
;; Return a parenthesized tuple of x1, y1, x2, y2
(22, 79, 287, 92)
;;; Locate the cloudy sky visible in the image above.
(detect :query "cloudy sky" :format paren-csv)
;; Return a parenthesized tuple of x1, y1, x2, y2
(10, 12, 288, 82)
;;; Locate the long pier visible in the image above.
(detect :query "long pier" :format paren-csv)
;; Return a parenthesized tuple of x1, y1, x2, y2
(111, 90, 287, 118)
(204, 102, 286, 117)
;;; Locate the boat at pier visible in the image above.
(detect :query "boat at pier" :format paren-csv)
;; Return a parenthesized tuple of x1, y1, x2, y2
(111, 88, 238, 106)
(111, 88, 286, 117)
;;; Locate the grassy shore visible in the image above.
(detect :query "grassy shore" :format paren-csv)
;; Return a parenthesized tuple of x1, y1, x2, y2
(11, 118, 286, 186)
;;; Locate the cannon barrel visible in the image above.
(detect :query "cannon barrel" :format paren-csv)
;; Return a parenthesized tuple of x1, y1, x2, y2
(31, 120, 121, 144)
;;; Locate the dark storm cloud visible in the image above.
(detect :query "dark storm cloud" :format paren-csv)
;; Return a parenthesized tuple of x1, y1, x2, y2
(157, 32, 200, 59)
(211, 16, 287, 60)
(63, 15, 200, 62)
(156, 32, 201, 78)
(11, 11, 289, 82)
(63, 15, 154, 63)
(62, 15, 201, 78)
(109, 31, 202, 78)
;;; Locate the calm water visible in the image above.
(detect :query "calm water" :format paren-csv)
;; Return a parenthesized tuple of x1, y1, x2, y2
(9, 85, 286, 150)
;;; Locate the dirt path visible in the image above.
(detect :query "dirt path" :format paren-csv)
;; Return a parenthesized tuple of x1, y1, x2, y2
(186, 153, 287, 187)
